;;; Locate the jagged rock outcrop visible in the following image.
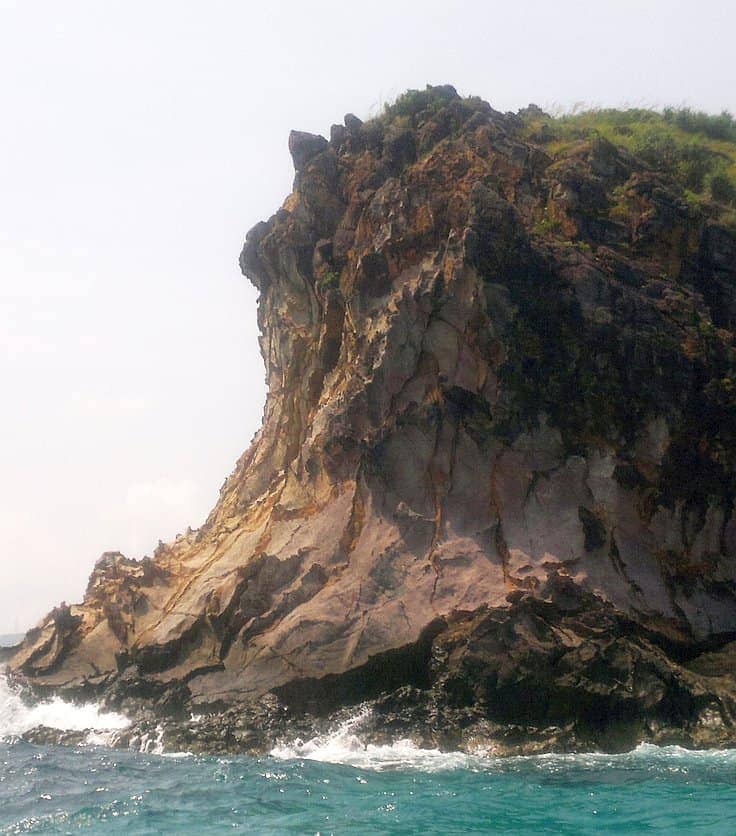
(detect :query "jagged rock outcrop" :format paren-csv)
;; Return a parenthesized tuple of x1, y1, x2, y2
(7, 86, 736, 754)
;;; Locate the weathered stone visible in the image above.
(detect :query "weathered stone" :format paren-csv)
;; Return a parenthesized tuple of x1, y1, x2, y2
(7, 88, 736, 756)
(344, 113, 363, 132)
(287, 130, 328, 171)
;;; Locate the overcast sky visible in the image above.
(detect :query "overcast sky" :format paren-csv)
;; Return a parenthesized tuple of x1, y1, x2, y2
(1, 0, 734, 634)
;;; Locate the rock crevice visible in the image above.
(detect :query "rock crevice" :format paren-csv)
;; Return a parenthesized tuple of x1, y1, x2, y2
(9, 85, 736, 754)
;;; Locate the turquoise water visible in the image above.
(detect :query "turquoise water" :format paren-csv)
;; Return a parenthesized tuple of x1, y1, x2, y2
(2, 739, 736, 834)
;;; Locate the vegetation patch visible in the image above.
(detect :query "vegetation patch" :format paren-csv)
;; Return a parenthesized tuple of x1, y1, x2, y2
(521, 107, 736, 220)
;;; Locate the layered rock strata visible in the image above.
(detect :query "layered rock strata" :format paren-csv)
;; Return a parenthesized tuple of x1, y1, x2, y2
(6, 86, 736, 754)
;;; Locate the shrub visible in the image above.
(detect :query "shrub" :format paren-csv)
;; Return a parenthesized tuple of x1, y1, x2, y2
(676, 143, 718, 191)
(519, 105, 736, 217)
(382, 85, 459, 122)
(708, 171, 736, 206)
(663, 107, 736, 142)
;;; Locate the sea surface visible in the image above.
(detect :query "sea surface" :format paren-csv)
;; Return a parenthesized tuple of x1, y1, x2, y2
(1, 647, 736, 834)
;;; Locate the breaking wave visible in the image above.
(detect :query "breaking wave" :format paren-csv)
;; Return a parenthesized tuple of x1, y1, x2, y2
(270, 708, 476, 771)
(3, 667, 736, 776)
(0, 669, 129, 742)
(270, 707, 736, 773)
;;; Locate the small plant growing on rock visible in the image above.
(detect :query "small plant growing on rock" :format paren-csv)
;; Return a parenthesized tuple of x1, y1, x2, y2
(316, 269, 339, 294)
(534, 216, 562, 235)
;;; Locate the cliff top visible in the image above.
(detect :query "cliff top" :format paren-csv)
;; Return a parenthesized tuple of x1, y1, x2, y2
(370, 85, 736, 231)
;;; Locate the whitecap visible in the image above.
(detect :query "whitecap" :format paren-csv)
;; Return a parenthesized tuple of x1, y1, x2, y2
(0, 668, 129, 741)
(269, 706, 736, 773)
(270, 707, 475, 772)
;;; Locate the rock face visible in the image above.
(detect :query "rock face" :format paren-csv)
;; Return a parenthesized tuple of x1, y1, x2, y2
(7, 86, 736, 754)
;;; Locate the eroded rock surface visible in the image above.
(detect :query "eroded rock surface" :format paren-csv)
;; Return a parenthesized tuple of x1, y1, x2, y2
(8, 86, 736, 754)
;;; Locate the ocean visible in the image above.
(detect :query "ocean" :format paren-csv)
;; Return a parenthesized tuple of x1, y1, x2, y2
(2, 667, 736, 834)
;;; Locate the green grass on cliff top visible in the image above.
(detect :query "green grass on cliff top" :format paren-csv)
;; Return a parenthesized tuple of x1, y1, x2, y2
(378, 87, 736, 224)
(522, 106, 736, 221)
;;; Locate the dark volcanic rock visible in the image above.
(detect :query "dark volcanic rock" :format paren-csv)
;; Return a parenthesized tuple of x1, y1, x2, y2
(288, 130, 329, 171)
(7, 85, 736, 755)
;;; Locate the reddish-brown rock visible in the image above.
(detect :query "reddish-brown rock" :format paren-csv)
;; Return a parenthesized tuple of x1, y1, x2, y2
(7, 86, 736, 753)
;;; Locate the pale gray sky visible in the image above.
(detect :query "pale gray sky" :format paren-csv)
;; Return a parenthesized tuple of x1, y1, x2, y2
(1, 0, 734, 633)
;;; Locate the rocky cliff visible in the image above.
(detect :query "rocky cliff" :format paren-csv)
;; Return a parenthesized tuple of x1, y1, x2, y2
(7, 86, 736, 754)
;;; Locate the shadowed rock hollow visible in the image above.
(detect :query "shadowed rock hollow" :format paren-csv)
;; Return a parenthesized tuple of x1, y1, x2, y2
(7, 86, 736, 754)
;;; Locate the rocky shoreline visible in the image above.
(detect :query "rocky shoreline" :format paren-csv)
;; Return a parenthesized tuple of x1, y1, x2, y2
(13, 578, 736, 756)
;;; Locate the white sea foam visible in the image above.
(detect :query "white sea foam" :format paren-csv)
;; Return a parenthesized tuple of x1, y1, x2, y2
(270, 708, 475, 772)
(510, 742, 736, 770)
(633, 742, 736, 758)
(0, 669, 129, 741)
(270, 707, 736, 772)
(136, 724, 165, 755)
(4, 664, 736, 768)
